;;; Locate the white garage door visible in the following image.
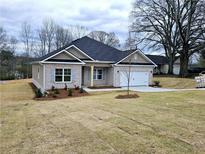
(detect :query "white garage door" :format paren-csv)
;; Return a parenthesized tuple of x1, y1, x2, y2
(120, 71, 149, 87)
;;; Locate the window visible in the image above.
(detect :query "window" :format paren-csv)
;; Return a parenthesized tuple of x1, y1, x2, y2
(55, 68, 71, 82)
(64, 69, 71, 82)
(93, 68, 103, 80)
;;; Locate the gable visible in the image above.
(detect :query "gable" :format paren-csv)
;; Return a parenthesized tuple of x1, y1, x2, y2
(119, 52, 151, 64)
(66, 47, 90, 60)
(43, 50, 84, 64)
(51, 52, 74, 60)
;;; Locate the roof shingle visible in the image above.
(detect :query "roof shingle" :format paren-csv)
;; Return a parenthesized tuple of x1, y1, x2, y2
(37, 36, 135, 63)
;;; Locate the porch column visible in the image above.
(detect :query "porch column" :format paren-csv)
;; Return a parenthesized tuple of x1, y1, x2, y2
(90, 65, 94, 87)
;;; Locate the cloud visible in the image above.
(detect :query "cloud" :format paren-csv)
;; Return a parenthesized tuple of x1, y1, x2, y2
(0, 0, 134, 53)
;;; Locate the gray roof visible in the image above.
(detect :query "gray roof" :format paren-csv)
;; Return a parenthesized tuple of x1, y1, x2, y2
(37, 36, 135, 63)
(145, 55, 168, 65)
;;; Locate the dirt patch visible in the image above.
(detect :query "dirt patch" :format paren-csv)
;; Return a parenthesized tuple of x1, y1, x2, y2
(34, 89, 89, 101)
(115, 94, 139, 99)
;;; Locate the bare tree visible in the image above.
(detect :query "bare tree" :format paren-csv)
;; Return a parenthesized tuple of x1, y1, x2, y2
(88, 31, 120, 48)
(42, 18, 55, 53)
(9, 36, 18, 53)
(124, 32, 139, 50)
(37, 28, 47, 56)
(0, 26, 8, 50)
(130, 0, 180, 74)
(68, 25, 88, 39)
(131, 0, 205, 76)
(35, 19, 88, 56)
(122, 32, 134, 95)
(20, 21, 34, 78)
(169, 0, 205, 76)
(54, 25, 73, 49)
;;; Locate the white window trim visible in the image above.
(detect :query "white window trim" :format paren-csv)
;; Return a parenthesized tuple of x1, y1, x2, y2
(93, 68, 103, 80)
(37, 67, 40, 79)
(55, 68, 72, 83)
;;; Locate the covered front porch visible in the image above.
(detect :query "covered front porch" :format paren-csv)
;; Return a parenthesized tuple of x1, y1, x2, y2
(81, 63, 114, 87)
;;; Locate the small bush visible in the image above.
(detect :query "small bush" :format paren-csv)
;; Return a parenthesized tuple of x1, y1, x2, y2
(74, 85, 80, 90)
(68, 89, 72, 96)
(52, 94, 57, 98)
(153, 80, 160, 86)
(64, 83, 67, 90)
(44, 91, 49, 97)
(51, 85, 55, 91)
(80, 87, 84, 93)
(35, 88, 43, 98)
(54, 88, 60, 94)
(0, 75, 15, 80)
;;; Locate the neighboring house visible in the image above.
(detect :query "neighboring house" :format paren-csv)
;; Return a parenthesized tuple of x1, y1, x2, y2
(146, 55, 180, 75)
(32, 36, 157, 92)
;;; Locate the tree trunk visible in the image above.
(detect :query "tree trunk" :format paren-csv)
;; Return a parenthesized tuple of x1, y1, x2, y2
(179, 53, 189, 77)
(168, 57, 174, 74)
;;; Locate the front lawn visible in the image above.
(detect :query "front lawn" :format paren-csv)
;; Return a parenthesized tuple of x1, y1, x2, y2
(0, 80, 205, 153)
(153, 76, 196, 89)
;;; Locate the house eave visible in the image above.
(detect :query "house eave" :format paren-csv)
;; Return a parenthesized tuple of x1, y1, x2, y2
(41, 61, 85, 65)
(113, 64, 156, 68)
(84, 60, 114, 64)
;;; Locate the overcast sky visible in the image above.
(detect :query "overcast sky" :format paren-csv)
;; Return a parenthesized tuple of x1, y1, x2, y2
(0, 0, 134, 46)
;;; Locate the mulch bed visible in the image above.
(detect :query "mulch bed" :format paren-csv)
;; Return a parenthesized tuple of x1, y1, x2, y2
(34, 89, 89, 101)
(115, 94, 139, 99)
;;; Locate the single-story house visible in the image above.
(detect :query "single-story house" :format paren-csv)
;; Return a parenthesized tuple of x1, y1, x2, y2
(146, 55, 180, 75)
(32, 36, 157, 92)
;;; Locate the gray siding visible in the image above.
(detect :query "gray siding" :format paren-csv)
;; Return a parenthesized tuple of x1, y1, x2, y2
(32, 64, 44, 90)
(113, 66, 154, 87)
(44, 64, 82, 90)
(52, 52, 75, 60)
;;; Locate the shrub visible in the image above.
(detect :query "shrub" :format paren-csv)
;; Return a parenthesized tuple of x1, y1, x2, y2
(52, 94, 57, 98)
(64, 83, 67, 90)
(80, 87, 84, 93)
(44, 91, 49, 97)
(51, 85, 55, 91)
(153, 80, 160, 86)
(74, 85, 80, 90)
(35, 88, 43, 98)
(68, 89, 72, 96)
(54, 88, 60, 94)
(0, 75, 15, 80)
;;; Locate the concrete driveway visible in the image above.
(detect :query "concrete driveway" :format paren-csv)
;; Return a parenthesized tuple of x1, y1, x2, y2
(123, 86, 176, 92)
(124, 86, 205, 92)
(84, 86, 205, 93)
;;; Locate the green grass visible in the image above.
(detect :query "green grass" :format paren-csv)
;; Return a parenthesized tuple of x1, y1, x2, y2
(153, 76, 196, 89)
(0, 80, 205, 153)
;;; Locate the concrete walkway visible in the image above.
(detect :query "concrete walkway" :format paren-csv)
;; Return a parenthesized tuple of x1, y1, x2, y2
(84, 86, 205, 93)
(84, 87, 123, 92)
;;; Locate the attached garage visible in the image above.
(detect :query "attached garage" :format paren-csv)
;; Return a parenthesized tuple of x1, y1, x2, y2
(113, 65, 155, 87)
(119, 71, 149, 86)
